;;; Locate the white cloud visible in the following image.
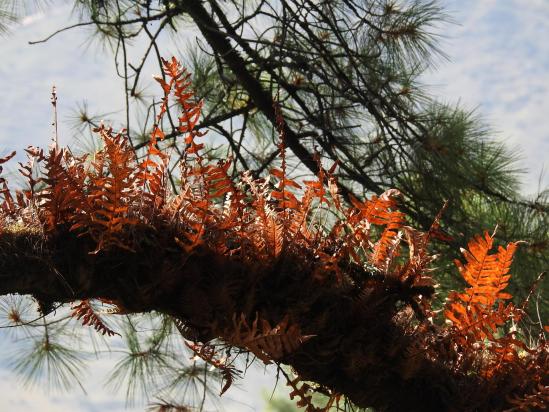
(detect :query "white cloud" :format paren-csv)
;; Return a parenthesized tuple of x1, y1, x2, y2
(20, 12, 45, 26)
(427, 0, 549, 194)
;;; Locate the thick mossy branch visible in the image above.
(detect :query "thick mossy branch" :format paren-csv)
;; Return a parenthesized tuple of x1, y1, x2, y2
(0, 224, 545, 412)
(0, 225, 455, 409)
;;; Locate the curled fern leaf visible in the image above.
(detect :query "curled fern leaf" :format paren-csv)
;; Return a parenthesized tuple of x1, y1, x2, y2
(71, 300, 120, 337)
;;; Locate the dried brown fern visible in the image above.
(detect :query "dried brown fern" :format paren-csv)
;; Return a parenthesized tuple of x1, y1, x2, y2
(0, 57, 546, 412)
(226, 314, 314, 364)
(286, 375, 319, 412)
(184, 341, 239, 396)
(147, 399, 194, 412)
(70, 299, 120, 337)
(505, 383, 549, 411)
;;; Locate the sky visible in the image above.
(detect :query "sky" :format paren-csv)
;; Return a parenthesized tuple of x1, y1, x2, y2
(0, 1, 548, 411)
(424, 0, 549, 194)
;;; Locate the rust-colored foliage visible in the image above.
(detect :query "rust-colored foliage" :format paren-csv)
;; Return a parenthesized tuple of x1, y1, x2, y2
(445, 230, 517, 342)
(147, 402, 193, 412)
(226, 314, 314, 364)
(505, 384, 549, 411)
(71, 299, 120, 337)
(0, 58, 546, 412)
(184, 341, 239, 396)
(286, 375, 319, 411)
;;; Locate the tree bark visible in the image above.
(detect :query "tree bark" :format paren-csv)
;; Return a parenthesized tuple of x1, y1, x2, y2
(1, 224, 526, 412)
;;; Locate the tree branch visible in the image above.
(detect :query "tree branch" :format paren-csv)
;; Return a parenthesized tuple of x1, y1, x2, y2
(0, 223, 467, 412)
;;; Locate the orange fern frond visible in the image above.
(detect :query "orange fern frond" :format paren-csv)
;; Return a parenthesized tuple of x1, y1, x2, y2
(287, 376, 318, 412)
(349, 189, 403, 227)
(504, 383, 549, 411)
(227, 314, 314, 364)
(347, 189, 404, 269)
(284, 373, 338, 412)
(0, 151, 16, 207)
(0, 152, 16, 217)
(158, 57, 205, 144)
(371, 225, 402, 271)
(269, 103, 302, 215)
(395, 203, 448, 286)
(18, 146, 45, 202)
(453, 231, 516, 307)
(0, 151, 16, 166)
(397, 226, 436, 287)
(136, 119, 169, 221)
(287, 186, 314, 241)
(39, 147, 88, 231)
(445, 231, 518, 342)
(76, 126, 139, 251)
(184, 341, 239, 396)
(70, 299, 120, 337)
(202, 160, 235, 202)
(0, 181, 15, 216)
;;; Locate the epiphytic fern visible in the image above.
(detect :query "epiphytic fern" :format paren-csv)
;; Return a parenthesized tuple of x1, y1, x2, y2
(286, 375, 318, 412)
(349, 189, 405, 270)
(39, 147, 88, 232)
(0, 151, 16, 217)
(445, 230, 517, 341)
(0, 57, 546, 412)
(184, 341, 239, 396)
(226, 314, 314, 365)
(71, 299, 120, 337)
(504, 383, 549, 411)
(283, 372, 340, 412)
